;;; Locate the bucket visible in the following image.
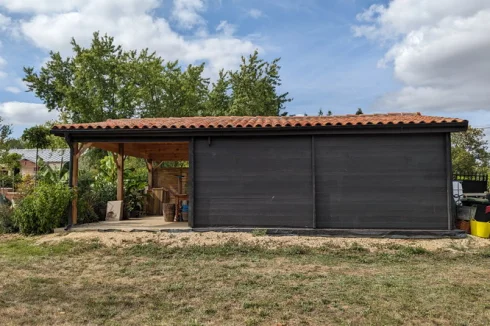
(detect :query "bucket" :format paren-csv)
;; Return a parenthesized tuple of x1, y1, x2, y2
(470, 219, 490, 238)
(163, 204, 175, 222)
(456, 219, 470, 233)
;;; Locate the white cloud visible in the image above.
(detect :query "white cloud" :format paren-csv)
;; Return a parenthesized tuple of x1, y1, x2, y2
(5, 86, 21, 94)
(248, 9, 263, 19)
(0, 13, 11, 29)
(12, 0, 257, 74)
(0, 12, 20, 38)
(216, 20, 235, 37)
(0, 0, 85, 14)
(172, 0, 206, 30)
(0, 56, 6, 79)
(0, 102, 58, 125)
(354, 1, 490, 112)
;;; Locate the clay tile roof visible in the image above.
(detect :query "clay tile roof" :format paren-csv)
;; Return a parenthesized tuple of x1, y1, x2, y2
(52, 113, 467, 131)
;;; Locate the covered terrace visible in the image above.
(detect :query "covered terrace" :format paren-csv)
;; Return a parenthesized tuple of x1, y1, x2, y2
(63, 139, 190, 227)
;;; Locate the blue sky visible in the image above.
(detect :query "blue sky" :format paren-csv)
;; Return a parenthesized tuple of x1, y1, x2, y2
(0, 0, 489, 137)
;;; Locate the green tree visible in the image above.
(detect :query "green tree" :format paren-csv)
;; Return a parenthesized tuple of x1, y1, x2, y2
(228, 50, 291, 116)
(5, 138, 25, 149)
(327, 110, 333, 116)
(0, 117, 17, 175)
(205, 70, 231, 116)
(21, 125, 51, 180)
(318, 109, 324, 116)
(356, 108, 363, 115)
(24, 32, 292, 122)
(0, 117, 12, 152)
(24, 33, 146, 122)
(451, 126, 490, 174)
(43, 121, 68, 149)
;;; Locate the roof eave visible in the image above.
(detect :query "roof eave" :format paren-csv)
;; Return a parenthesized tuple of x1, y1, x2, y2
(51, 121, 468, 142)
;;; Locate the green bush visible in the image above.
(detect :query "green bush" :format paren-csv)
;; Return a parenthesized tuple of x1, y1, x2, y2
(75, 169, 117, 224)
(77, 182, 116, 224)
(0, 173, 22, 189)
(0, 204, 17, 233)
(13, 182, 73, 235)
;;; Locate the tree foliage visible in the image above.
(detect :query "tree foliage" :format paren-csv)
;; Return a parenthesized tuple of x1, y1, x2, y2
(21, 125, 52, 179)
(24, 32, 291, 123)
(356, 108, 363, 115)
(21, 126, 51, 151)
(0, 117, 13, 161)
(451, 126, 490, 174)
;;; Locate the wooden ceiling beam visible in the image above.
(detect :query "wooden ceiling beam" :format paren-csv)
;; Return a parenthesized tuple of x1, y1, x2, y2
(90, 143, 149, 159)
(88, 142, 189, 161)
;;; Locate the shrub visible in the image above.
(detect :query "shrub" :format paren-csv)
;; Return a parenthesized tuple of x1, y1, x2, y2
(0, 204, 17, 233)
(77, 180, 116, 224)
(0, 173, 22, 189)
(13, 182, 73, 235)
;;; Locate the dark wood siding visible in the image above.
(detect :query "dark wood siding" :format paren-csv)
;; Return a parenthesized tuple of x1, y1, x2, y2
(315, 134, 448, 229)
(194, 136, 313, 227)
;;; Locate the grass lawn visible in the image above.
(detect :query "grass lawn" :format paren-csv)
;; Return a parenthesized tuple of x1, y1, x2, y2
(0, 232, 489, 325)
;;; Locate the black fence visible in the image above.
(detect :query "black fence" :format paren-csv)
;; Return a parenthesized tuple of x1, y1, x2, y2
(453, 173, 488, 193)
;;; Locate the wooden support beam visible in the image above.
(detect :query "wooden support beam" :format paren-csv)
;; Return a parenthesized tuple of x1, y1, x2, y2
(72, 142, 79, 225)
(117, 143, 124, 201)
(76, 142, 93, 158)
(146, 159, 153, 190)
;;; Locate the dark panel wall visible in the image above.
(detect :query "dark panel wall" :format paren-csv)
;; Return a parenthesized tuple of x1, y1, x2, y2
(194, 136, 313, 227)
(315, 134, 448, 229)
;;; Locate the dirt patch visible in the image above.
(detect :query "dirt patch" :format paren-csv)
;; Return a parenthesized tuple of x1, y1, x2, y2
(36, 231, 490, 252)
(0, 234, 23, 243)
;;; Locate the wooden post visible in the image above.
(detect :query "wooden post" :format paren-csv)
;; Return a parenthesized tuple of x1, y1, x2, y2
(146, 159, 153, 216)
(72, 142, 79, 225)
(146, 159, 153, 191)
(117, 143, 124, 201)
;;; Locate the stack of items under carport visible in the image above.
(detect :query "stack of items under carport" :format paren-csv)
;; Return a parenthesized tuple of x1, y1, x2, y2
(457, 197, 490, 238)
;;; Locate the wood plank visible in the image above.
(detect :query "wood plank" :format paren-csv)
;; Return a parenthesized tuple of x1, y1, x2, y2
(146, 159, 153, 190)
(149, 154, 189, 161)
(89, 142, 188, 161)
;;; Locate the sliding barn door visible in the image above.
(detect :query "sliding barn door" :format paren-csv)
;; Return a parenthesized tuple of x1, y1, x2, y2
(314, 134, 448, 229)
(194, 136, 313, 228)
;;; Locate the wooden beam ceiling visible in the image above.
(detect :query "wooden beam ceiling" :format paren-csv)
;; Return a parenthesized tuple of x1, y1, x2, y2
(89, 142, 189, 161)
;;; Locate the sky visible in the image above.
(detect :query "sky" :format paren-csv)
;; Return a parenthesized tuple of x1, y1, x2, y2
(0, 0, 489, 137)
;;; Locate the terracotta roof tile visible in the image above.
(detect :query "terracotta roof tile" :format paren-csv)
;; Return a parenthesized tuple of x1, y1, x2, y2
(52, 113, 467, 131)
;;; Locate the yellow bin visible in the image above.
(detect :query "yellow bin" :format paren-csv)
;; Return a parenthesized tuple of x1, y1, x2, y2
(470, 219, 490, 238)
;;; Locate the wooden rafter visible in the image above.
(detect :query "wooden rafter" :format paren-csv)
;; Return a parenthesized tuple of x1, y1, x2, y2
(76, 142, 93, 159)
